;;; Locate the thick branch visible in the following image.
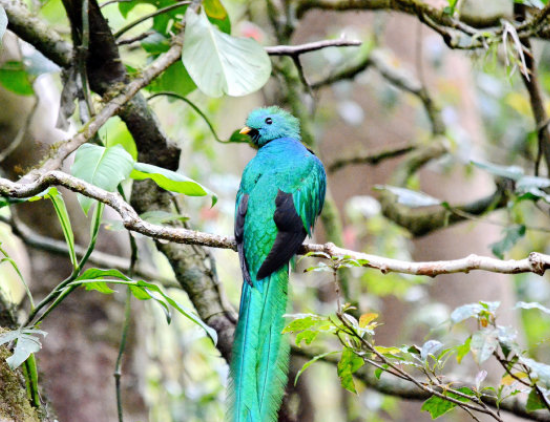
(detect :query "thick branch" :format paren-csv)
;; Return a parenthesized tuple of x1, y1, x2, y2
(328, 144, 416, 173)
(1, 171, 549, 277)
(0, 0, 72, 67)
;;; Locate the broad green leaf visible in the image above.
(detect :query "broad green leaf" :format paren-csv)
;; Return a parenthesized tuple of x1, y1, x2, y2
(46, 188, 77, 268)
(295, 351, 339, 386)
(0, 61, 34, 96)
(100, 116, 138, 160)
(421, 387, 474, 419)
(471, 160, 524, 181)
(71, 144, 135, 214)
(76, 268, 131, 294)
(130, 162, 217, 206)
(148, 60, 197, 97)
(374, 185, 441, 208)
(470, 329, 499, 364)
(0, 5, 7, 46)
(526, 388, 547, 412)
(182, 9, 271, 97)
(450, 303, 484, 324)
(490, 224, 525, 259)
(515, 301, 550, 315)
(0, 329, 47, 369)
(337, 347, 364, 394)
(421, 340, 443, 362)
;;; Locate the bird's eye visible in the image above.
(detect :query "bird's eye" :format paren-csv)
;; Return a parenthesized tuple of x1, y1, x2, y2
(265, 118, 273, 125)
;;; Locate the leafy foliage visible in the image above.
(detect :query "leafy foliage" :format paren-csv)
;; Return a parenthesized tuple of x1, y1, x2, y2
(71, 144, 135, 214)
(182, 9, 271, 97)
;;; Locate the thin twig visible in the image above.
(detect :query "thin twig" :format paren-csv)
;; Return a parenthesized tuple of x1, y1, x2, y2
(266, 39, 362, 56)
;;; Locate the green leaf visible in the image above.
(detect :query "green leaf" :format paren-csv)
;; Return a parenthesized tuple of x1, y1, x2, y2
(374, 185, 441, 208)
(515, 301, 550, 315)
(204, 0, 231, 33)
(337, 347, 364, 394)
(0, 329, 47, 370)
(0, 61, 34, 96)
(46, 188, 77, 268)
(76, 268, 132, 281)
(526, 388, 547, 412)
(421, 340, 443, 361)
(71, 144, 135, 215)
(456, 337, 471, 364)
(130, 162, 217, 206)
(182, 9, 271, 97)
(450, 303, 484, 324)
(471, 160, 524, 181)
(119, 0, 188, 35)
(148, 60, 197, 97)
(470, 329, 499, 364)
(421, 388, 474, 419)
(283, 315, 321, 333)
(76, 268, 131, 294)
(294, 351, 339, 386)
(490, 224, 526, 259)
(100, 116, 138, 160)
(0, 5, 7, 47)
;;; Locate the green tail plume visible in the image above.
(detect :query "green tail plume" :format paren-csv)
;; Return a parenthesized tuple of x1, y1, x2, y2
(228, 266, 290, 422)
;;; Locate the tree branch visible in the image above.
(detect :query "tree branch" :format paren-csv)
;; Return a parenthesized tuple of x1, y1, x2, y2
(1, 170, 549, 277)
(328, 144, 416, 173)
(292, 347, 550, 422)
(266, 39, 361, 56)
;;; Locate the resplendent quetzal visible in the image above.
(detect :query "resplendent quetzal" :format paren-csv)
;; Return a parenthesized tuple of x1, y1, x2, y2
(229, 106, 326, 422)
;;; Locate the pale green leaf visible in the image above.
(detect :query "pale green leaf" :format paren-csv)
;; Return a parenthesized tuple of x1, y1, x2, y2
(374, 185, 441, 208)
(130, 162, 217, 206)
(71, 144, 135, 215)
(471, 329, 499, 364)
(46, 188, 77, 268)
(182, 9, 271, 97)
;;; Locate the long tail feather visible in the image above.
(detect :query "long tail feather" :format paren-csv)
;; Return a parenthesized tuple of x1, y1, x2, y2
(229, 267, 290, 422)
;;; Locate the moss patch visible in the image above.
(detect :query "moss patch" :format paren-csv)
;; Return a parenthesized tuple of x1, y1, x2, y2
(0, 344, 39, 422)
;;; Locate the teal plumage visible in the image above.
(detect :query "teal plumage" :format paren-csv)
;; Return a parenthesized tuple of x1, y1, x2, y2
(229, 107, 326, 422)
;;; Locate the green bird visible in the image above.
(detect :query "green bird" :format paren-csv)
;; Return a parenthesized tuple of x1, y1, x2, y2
(229, 106, 326, 422)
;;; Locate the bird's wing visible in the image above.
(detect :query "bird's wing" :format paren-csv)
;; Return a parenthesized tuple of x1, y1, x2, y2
(256, 155, 326, 279)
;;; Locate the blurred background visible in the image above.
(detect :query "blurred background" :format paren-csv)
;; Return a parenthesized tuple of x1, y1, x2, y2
(1, 0, 550, 421)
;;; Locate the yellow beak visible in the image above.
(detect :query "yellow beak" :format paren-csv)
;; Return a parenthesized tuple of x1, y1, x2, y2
(240, 126, 252, 135)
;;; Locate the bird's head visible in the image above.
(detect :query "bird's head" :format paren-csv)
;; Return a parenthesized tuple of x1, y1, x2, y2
(240, 106, 300, 147)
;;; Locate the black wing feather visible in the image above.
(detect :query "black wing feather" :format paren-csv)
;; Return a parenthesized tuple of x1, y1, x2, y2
(235, 194, 252, 286)
(257, 190, 307, 280)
